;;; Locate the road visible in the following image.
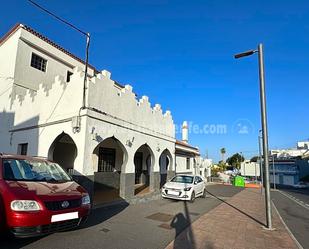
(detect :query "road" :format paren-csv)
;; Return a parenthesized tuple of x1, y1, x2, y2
(0, 184, 242, 249)
(272, 188, 309, 249)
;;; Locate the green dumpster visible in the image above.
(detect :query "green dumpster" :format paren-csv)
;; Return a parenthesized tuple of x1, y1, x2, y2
(233, 176, 245, 187)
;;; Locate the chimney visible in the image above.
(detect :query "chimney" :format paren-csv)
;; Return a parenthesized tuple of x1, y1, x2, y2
(182, 121, 188, 143)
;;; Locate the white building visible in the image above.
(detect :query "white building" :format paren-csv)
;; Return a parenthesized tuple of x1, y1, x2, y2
(174, 121, 212, 180)
(271, 141, 309, 159)
(0, 24, 205, 204)
(240, 160, 260, 178)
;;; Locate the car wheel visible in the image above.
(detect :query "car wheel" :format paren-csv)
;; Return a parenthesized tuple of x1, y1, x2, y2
(202, 188, 207, 198)
(190, 191, 195, 203)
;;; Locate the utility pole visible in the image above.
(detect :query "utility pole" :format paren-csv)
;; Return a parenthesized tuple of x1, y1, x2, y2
(28, 0, 90, 111)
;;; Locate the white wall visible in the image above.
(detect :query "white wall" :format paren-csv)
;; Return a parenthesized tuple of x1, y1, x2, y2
(0, 26, 176, 178)
(240, 161, 260, 177)
(0, 29, 20, 152)
(176, 155, 195, 174)
(87, 71, 175, 138)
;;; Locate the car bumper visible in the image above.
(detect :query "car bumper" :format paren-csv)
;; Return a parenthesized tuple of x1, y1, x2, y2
(7, 205, 90, 237)
(161, 189, 191, 201)
(11, 216, 88, 238)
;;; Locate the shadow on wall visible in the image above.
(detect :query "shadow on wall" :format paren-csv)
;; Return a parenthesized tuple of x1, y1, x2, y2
(0, 111, 15, 153)
(0, 111, 39, 156)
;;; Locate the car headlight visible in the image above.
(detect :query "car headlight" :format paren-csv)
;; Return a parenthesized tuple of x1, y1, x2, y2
(82, 194, 91, 205)
(11, 200, 41, 211)
(184, 187, 192, 191)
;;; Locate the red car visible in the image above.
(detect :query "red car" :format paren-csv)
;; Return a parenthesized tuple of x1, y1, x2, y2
(0, 153, 91, 238)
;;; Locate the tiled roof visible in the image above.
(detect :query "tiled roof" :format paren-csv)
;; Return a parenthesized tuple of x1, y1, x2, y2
(0, 23, 98, 72)
(176, 140, 199, 151)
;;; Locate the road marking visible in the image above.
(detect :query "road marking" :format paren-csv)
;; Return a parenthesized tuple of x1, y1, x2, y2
(278, 191, 309, 211)
(272, 201, 304, 249)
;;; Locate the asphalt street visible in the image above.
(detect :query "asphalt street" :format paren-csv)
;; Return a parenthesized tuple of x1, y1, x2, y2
(0, 184, 242, 249)
(272, 189, 309, 249)
(279, 188, 309, 206)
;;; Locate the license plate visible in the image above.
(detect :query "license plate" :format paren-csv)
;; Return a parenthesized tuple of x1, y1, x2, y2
(168, 190, 179, 196)
(51, 212, 78, 223)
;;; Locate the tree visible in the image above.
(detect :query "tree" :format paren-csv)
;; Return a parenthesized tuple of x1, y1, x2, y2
(220, 148, 226, 162)
(226, 153, 245, 169)
(250, 156, 259, 162)
(219, 160, 227, 171)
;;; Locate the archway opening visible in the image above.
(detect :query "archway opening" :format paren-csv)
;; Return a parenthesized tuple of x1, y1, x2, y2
(92, 137, 127, 205)
(159, 149, 173, 188)
(134, 144, 154, 196)
(48, 132, 77, 174)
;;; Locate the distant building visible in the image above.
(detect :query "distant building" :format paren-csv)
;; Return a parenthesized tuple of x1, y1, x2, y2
(269, 159, 299, 186)
(240, 160, 260, 178)
(271, 141, 309, 159)
(174, 121, 213, 180)
(269, 141, 309, 185)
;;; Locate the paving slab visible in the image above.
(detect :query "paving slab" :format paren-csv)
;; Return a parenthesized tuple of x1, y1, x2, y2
(166, 188, 299, 249)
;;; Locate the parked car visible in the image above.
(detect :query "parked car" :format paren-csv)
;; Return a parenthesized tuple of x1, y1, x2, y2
(293, 182, 308, 189)
(161, 174, 206, 202)
(0, 153, 91, 238)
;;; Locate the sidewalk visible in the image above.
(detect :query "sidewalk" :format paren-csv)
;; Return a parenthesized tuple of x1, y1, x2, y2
(165, 188, 298, 249)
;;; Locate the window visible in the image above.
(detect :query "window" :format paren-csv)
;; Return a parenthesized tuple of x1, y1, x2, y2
(66, 71, 73, 82)
(98, 148, 116, 172)
(171, 175, 193, 184)
(3, 159, 71, 182)
(197, 176, 203, 183)
(186, 158, 190, 169)
(30, 53, 47, 72)
(17, 143, 28, 155)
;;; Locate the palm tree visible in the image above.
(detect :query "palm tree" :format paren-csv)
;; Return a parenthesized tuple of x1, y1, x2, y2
(220, 148, 226, 162)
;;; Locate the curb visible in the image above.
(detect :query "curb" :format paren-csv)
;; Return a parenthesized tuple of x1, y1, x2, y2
(278, 190, 309, 210)
(272, 200, 303, 249)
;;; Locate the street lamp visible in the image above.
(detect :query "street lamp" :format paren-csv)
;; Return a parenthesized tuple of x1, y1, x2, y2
(234, 44, 273, 230)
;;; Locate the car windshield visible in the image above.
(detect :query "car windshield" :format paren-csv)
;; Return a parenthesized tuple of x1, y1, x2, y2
(171, 175, 194, 184)
(3, 159, 72, 183)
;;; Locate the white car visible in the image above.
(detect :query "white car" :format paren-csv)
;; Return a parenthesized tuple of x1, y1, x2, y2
(293, 182, 308, 189)
(161, 174, 206, 202)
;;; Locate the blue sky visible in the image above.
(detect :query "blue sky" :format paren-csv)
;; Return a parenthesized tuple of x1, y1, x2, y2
(1, 0, 309, 161)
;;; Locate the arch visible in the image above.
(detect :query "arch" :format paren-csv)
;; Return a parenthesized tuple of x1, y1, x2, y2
(159, 149, 173, 188)
(92, 136, 128, 205)
(133, 143, 155, 196)
(48, 132, 77, 173)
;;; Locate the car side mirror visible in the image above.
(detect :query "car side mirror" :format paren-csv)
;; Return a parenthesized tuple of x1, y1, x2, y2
(194, 181, 198, 185)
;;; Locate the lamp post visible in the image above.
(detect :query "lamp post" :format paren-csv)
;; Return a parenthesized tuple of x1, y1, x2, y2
(234, 44, 272, 230)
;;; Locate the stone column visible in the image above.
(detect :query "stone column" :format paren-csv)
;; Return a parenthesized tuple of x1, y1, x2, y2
(150, 171, 160, 192)
(167, 170, 176, 180)
(119, 173, 135, 200)
(119, 151, 135, 201)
